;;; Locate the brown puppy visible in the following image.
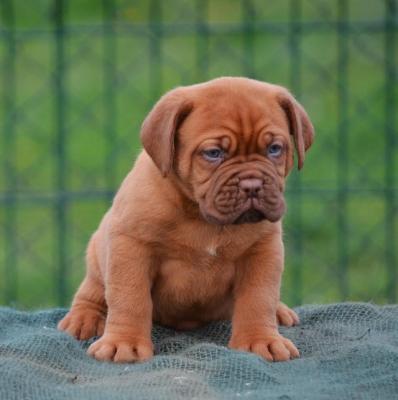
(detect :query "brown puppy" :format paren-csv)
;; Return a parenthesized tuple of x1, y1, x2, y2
(58, 77, 314, 363)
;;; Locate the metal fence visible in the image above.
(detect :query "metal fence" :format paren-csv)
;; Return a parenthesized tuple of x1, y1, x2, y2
(0, 0, 397, 308)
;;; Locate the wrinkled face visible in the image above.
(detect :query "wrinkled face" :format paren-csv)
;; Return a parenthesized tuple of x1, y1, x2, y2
(141, 78, 314, 226)
(175, 91, 292, 225)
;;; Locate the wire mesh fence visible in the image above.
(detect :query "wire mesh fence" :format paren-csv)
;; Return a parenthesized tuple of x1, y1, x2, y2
(0, 0, 397, 308)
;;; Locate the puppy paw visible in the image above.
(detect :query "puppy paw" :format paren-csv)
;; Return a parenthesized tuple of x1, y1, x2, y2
(87, 334, 153, 363)
(58, 309, 105, 340)
(276, 302, 300, 327)
(229, 333, 299, 362)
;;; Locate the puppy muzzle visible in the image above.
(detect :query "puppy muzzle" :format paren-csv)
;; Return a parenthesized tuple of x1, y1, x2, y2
(199, 164, 286, 225)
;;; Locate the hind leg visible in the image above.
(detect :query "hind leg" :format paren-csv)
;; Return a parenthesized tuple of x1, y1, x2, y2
(276, 302, 299, 327)
(58, 236, 106, 340)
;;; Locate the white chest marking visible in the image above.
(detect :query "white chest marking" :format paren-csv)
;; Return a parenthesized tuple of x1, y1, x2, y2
(206, 245, 218, 257)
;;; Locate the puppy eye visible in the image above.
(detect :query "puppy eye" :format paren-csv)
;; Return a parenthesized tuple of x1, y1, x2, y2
(202, 148, 224, 162)
(267, 143, 283, 157)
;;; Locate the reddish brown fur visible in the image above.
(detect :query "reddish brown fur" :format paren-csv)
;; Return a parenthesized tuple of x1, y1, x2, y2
(58, 77, 314, 363)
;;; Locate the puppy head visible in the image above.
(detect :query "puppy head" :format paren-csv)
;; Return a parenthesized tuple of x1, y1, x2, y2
(141, 77, 314, 225)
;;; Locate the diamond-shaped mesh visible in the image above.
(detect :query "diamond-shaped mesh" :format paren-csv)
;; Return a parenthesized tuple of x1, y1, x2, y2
(1, 303, 398, 399)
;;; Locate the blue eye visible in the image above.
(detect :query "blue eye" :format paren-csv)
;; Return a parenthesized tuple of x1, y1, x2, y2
(267, 143, 283, 157)
(202, 148, 224, 162)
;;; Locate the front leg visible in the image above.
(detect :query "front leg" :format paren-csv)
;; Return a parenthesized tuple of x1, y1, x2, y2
(87, 234, 154, 363)
(229, 234, 299, 362)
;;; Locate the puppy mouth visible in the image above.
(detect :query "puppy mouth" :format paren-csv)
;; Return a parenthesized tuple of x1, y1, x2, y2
(199, 166, 286, 225)
(233, 208, 265, 224)
(201, 196, 275, 225)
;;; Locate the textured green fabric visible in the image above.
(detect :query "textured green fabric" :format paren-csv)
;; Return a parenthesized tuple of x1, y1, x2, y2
(0, 303, 397, 399)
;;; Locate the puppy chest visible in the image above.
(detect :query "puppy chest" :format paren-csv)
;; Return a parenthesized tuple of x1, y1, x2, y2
(160, 230, 255, 261)
(153, 258, 235, 306)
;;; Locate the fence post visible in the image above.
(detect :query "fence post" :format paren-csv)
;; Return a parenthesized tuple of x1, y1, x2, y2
(337, 0, 349, 300)
(384, 0, 396, 302)
(195, 0, 209, 81)
(1, 0, 18, 305)
(53, 0, 68, 306)
(102, 0, 117, 200)
(242, 0, 256, 78)
(149, 0, 163, 102)
(288, 0, 303, 305)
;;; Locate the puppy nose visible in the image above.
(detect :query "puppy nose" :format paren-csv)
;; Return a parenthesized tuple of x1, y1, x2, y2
(239, 178, 263, 198)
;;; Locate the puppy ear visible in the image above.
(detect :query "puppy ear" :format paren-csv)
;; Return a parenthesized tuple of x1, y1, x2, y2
(140, 89, 193, 177)
(278, 91, 314, 170)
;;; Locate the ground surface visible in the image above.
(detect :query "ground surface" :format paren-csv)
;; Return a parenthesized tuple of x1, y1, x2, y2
(0, 302, 397, 399)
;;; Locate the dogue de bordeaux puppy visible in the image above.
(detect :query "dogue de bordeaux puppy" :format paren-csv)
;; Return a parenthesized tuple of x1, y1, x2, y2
(58, 77, 314, 363)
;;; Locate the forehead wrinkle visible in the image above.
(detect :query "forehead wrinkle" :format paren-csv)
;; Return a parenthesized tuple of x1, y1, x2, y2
(231, 102, 256, 155)
(195, 105, 249, 155)
(236, 105, 270, 154)
(191, 103, 240, 133)
(190, 93, 281, 155)
(253, 121, 272, 150)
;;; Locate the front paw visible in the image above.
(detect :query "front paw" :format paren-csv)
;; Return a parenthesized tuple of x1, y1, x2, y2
(87, 334, 153, 363)
(228, 333, 299, 362)
(58, 308, 105, 340)
(276, 302, 300, 327)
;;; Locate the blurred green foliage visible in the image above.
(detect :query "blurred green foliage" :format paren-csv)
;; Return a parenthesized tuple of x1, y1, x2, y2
(0, 0, 397, 308)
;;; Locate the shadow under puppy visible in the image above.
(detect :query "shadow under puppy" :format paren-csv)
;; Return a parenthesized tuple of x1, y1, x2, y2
(58, 77, 314, 363)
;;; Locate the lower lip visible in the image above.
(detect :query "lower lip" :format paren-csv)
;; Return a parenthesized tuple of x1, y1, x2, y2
(233, 209, 265, 224)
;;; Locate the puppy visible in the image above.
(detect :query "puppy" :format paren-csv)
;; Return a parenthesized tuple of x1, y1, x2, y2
(58, 77, 314, 363)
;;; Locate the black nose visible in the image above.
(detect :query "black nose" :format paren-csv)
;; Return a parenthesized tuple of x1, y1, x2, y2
(239, 178, 263, 198)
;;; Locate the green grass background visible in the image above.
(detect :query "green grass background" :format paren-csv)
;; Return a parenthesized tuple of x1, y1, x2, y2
(0, 0, 397, 308)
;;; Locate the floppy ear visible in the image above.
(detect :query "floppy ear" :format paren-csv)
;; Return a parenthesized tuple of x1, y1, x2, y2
(140, 89, 193, 177)
(278, 91, 314, 170)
